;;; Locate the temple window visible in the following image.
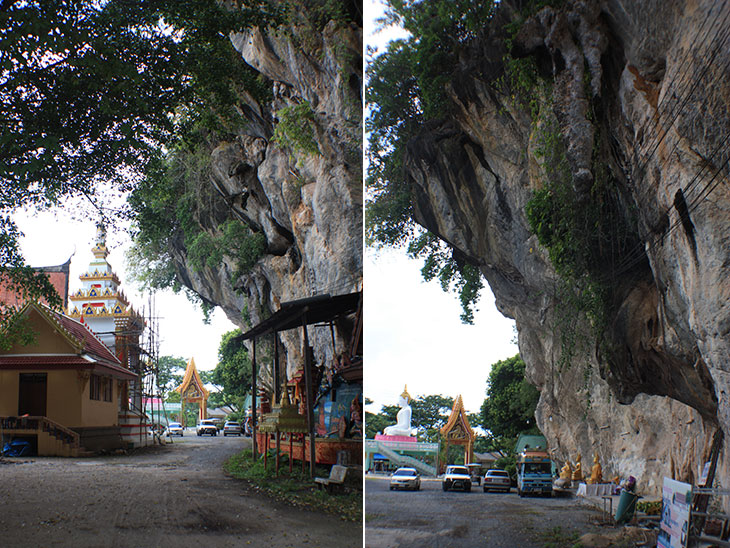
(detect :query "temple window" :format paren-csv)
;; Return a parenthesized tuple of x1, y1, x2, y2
(90, 374, 101, 401)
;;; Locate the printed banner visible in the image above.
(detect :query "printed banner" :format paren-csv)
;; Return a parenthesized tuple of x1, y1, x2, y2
(657, 477, 692, 548)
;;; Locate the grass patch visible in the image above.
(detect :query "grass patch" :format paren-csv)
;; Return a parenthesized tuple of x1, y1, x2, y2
(223, 449, 361, 522)
(539, 525, 582, 548)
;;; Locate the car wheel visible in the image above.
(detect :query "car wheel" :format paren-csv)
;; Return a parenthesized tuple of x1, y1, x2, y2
(442, 482, 448, 491)
(464, 484, 471, 493)
(518, 488, 524, 497)
(483, 487, 488, 493)
(389, 485, 394, 491)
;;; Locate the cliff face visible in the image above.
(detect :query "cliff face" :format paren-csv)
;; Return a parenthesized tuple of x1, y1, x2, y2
(404, 0, 729, 494)
(170, 14, 363, 377)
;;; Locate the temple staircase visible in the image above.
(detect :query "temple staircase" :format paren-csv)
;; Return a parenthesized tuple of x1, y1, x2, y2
(0, 416, 82, 457)
(373, 440, 438, 477)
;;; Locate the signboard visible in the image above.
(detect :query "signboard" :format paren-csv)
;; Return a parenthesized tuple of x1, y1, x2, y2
(657, 477, 692, 548)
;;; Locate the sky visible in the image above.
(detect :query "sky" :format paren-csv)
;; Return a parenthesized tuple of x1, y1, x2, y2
(363, 0, 519, 417)
(14, 204, 236, 374)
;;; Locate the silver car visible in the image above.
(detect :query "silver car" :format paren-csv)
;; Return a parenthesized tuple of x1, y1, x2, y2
(223, 421, 242, 436)
(390, 467, 421, 491)
(483, 469, 511, 493)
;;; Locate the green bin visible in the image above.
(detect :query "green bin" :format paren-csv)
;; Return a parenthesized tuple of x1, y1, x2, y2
(614, 489, 640, 524)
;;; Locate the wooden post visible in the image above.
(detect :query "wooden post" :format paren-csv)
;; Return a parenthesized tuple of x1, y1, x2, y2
(273, 333, 280, 406)
(302, 311, 315, 478)
(252, 337, 257, 460)
(275, 430, 280, 477)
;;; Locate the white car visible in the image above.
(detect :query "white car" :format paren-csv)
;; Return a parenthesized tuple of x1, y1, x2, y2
(483, 469, 511, 493)
(442, 465, 472, 492)
(390, 468, 421, 491)
(196, 419, 218, 436)
(166, 422, 184, 437)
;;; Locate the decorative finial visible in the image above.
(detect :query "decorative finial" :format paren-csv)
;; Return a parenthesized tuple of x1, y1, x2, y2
(92, 220, 108, 258)
(400, 384, 411, 403)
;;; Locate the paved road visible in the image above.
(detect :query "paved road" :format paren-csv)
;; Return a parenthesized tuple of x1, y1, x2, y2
(365, 476, 603, 548)
(0, 432, 362, 548)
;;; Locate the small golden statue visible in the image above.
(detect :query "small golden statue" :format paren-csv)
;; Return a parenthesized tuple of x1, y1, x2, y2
(572, 454, 584, 482)
(559, 461, 573, 481)
(588, 453, 603, 484)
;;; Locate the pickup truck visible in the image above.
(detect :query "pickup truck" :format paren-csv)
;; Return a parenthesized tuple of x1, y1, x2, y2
(442, 465, 472, 492)
(196, 419, 218, 436)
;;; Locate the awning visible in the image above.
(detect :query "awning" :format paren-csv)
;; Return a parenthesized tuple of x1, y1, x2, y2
(236, 292, 361, 341)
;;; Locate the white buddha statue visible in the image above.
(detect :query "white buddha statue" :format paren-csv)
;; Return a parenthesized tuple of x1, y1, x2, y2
(383, 385, 415, 437)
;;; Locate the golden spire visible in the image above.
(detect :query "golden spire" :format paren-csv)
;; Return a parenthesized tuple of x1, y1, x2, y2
(400, 384, 411, 403)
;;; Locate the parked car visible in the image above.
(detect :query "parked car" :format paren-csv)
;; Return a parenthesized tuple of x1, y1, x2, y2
(389, 467, 421, 491)
(466, 463, 483, 485)
(442, 465, 471, 492)
(223, 421, 242, 436)
(166, 422, 184, 437)
(483, 469, 511, 493)
(196, 419, 218, 436)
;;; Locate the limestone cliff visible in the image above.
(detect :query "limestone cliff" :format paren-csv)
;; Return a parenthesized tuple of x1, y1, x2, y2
(167, 8, 363, 378)
(401, 0, 729, 494)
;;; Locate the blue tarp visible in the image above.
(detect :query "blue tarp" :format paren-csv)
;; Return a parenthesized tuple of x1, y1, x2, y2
(2, 439, 31, 457)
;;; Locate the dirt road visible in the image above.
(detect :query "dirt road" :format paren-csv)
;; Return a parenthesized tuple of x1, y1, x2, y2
(365, 475, 602, 548)
(0, 433, 362, 548)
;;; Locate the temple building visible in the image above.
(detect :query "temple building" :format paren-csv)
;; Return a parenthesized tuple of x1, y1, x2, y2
(0, 223, 149, 454)
(68, 223, 146, 423)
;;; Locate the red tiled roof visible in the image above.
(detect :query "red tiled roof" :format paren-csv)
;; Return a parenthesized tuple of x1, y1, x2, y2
(0, 355, 137, 380)
(46, 308, 120, 367)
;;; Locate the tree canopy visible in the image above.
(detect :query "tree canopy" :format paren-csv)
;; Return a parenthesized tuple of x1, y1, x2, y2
(0, 0, 281, 344)
(366, 0, 498, 323)
(157, 355, 187, 396)
(207, 329, 252, 411)
(480, 354, 540, 448)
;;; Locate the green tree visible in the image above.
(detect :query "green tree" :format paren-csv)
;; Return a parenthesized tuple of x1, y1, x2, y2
(410, 394, 454, 442)
(208, 329, 252, 411)
(366, 1, 497, 323)
(156, 355, 187, 396)
(0, 0, 278, 340)
(364, 398, 398, 439)
(480, 354, 540, 446)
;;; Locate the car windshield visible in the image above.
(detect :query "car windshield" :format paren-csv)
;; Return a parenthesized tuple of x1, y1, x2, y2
(487, 470, 509, 478)
(449, 467, 468, 475)
(394, 469, 416, 477)
(226, 422, 239, 426)
(524, 463, 551, 474)
(201, 421, 215, 425)
(169, 423, 181, 427)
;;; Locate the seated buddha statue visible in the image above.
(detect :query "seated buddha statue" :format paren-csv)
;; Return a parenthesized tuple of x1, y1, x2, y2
(588, 453, 603, 484)
(571, 454, 584, 482)
(383, 386, 415, 437)
(559, 461, 573, 481)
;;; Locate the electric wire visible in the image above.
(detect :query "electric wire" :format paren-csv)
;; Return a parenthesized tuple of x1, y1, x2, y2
(629, 2, 730, 180)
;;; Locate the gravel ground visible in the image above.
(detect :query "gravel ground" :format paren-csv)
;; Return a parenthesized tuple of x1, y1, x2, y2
(365, 476, 605, 548)
(0, 434, 362, 548)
